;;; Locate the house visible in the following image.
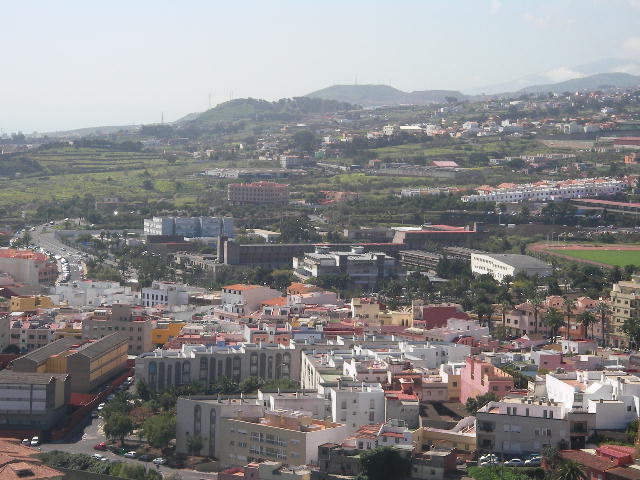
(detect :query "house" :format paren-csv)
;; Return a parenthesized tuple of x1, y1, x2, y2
(459, 357, 514, 404)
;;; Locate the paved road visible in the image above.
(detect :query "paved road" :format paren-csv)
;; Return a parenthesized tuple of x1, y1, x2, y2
(39, 417, 218, 480)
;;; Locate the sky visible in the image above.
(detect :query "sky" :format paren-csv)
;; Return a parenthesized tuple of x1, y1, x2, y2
(2, 0, 640, 133)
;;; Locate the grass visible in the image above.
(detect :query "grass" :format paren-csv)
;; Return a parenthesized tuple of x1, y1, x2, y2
(549, 248, 640, 267)
(468, 466, 544, 480)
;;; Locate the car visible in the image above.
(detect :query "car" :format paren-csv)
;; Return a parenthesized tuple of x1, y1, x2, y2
(138, 454, 152, 462)
(526, 453, 541, 460)
(91, 410, 99, 419)
(152, 457, 167, 465)
(480, 460, 499, 467)
(92, 454, 104, 460)
(21, 438, 30, 446)
(479, 454, 498, 462)
(106, 394, 115, 402)
(30, 437, 40, 447)
(167, 459, 185, 469)
(503, 458, 524, 467)
(524, 459, 541, 467)
(94, 442, 107, 451)
(124, 451, 137, 459)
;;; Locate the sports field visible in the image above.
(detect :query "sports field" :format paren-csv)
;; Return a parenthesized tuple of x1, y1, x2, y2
(548, 249, 640, 267)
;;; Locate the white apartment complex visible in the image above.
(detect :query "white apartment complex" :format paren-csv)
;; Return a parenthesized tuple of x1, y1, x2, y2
(471, 253, 552, 281)
(143, 216, 234, 238)
(462, 177, 626, 203)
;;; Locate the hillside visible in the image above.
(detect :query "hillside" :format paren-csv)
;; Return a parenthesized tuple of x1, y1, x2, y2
(518, 72, 640, 94)
(185, 97, 356, 127)
(305, 84, 466, 106)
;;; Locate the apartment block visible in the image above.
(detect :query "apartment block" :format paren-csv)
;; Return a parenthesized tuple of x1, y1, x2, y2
(0, 371, 70, 431)
(610, 276, 640, 348)
(82, 303, 153, 355)
(459, 357, 514, 404)
(143, 216, 234, 238)
(0, 248, 58, 286)
(228, 182, 289, 205)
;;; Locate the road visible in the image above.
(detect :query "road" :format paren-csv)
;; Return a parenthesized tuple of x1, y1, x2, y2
(39, 417, 218, 480)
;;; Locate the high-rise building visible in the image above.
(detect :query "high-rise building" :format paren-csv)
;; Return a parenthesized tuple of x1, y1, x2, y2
(610, 276, 640, 348)
(227, 181, 289, 205)
(143, 216, 234, 238)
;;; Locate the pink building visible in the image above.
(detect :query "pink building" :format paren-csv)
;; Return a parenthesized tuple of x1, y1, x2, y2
(459, 357, 514, 404)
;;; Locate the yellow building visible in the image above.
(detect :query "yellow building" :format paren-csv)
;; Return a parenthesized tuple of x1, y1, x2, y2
(152, 320, 186, 346)
(377, 310, 413, 327)
(610, 276, 640, 348)
(10, 295, 54, 312)
(413, 419, 476, 452)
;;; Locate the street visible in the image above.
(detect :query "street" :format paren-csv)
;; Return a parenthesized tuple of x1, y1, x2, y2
(39, 417, 218, 480)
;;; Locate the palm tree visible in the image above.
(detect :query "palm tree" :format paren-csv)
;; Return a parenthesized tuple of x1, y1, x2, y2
(595, 302, 612, 347)
(552, 460, 587, 480)
(543, 307, 564, 341)
(529, 290, 545, 335)
(577, 311, 596, 340)
(562, 296, 577, 340)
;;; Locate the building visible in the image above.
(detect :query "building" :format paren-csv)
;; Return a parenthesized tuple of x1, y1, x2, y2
(342, 420, 414, 451)
(176, 397, 347, 467)
(471, 253, 552, 281)
(0, 438, 65, 479)
(215, 284, 282, 320)
(220, 409, 347, 467)
(82, 303, 154, 355)
(610, 276, 640, 348)
(11, 333, 128, 394)
(219, 462, 310, 480)
(459, 357, 514, 404)
(293, 246, 405, 290)
(143, 216, 234, 238)
(140, 281, 196, 308)
(415, 417, 476, 452)
(9, 296, 54, 313)
(0, 249, 58, 286)
(246, 229, 281, 243)
(475, 396, 595, 455)
(53, 280, 138, 307)
(228, 181, 289, 205)
(0, 371, 70, 431)
(555, 445, 640, 480)
(152, 320, 186, 347)
(8, 316, 58, 353)
(135, 343, 299, 390)
(462, 177, 626, 203)
(328, 382, 386, 434)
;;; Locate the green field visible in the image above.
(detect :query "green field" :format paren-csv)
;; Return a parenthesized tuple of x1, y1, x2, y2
(550, 248, 640, 267)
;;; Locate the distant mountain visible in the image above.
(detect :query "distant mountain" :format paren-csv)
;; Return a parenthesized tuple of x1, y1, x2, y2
(184, 97, 356, 127)
(42, 124, 139, 138)
(517, 72, 640, 94)
(305, 84, 466, 106)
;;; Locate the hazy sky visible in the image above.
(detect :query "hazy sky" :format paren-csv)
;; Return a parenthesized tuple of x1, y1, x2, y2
(2, 0, 640, 133)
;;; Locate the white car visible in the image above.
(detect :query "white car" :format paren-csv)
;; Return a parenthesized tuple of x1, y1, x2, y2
(93, 454, 105, 461)
(480, 460, 499, 467)
(152, 457, 167, 465)
(21, 438, 30, 446)
(504, 458, 524, 467)
(30, 437, 40, 447)
(124, 451, 137, 459)
(525, 458, 541, 466)
(479, 454, 498, 462)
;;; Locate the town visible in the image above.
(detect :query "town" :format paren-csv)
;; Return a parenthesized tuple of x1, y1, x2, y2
(4, 2, 640, 480)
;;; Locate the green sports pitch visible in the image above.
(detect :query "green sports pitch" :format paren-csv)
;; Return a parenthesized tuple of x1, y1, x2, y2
(549, 249, 640, 267)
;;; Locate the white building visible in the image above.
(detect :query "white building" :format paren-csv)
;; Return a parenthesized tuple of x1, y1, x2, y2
(471, 253, 552, 281)
(423, 318, 490, 343)
(214, 284, 282, 320)
(140, 281, 202, 308)
(328, 382, 386, 434)
(54, 280, 138, 307)
(143, 216, 234, 238)
(462, 177, 626, 204)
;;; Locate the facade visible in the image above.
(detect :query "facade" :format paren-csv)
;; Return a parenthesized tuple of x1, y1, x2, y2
(610, 276, 640, 348)
(471, 253, 552, 281)
(10, 295, 54, 312)
(476, 396, 595, 455)
(9, 316, 57, 352)
(135, 343, 299, 391)
(228, 182, 289, 205)
(53, 280, 138, 307)
(462, 177, 626, 203)
(293, 246, 405, 290)
(11, 333, 128, 394)
(343, 420, 414, 451)
(459, 357, 514, 404)
(329, 382, 386, 434)
(140, 281, 195, 308)
(0, 248, 58, 286)
(0, 371, 70, 431)
(82, 304, 153, 355)
(220, 409, 347, 467)
(143, 216, 234, 238)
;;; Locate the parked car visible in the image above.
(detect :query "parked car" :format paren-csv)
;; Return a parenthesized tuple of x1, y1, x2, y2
(168, 459, 185, 469)
(525, 458, 541, 466)
(480, 460, 499, 467)
(92, 454, 105, 460)
(504, 458, 524, 467)
(21, 439, 30, 446)
(30, 437, 40, 447)
(138, 454, 152, 462)
(479, 454, 498, 462)
(91, 410, 99, 419)
(152, 457, 167, 465)
(124, 451, 137, 459)
(94, 442, 107, 451)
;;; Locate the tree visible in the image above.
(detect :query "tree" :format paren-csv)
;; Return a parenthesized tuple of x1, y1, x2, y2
(595, 302, 611, 347)
(543, 307, 564, 340)
(1, 344, 20, 354)
(186, 434, 204, 456)
(103, 412, 133, 446)
(136, 379, 152, 401)
(541, 446, 562, 470)
(142, 414, 176, 450)
(622, 317, 640, 349)
(563, 296, 577, 340)
(577, 311, 596, 340)
(465, 392, 500, 415)
(292, 130, 317, 153)
(360, 447, 412, 480)
(552, 460, 587, 480)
